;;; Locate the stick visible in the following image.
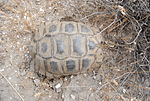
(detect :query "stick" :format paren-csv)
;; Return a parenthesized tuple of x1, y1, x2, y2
(0, 72, 25, 101)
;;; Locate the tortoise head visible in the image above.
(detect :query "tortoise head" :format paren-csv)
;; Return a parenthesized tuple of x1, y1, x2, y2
(60, 16, 78, 22)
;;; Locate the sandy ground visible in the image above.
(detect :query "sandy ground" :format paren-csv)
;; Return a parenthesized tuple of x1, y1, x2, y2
(0, 0, 150, 101)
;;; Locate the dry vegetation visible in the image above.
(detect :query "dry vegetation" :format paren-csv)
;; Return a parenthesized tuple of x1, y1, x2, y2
(0, 0, 150, 101)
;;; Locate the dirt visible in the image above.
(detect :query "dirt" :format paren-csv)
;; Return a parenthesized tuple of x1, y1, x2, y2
(0, 0, 150, 101)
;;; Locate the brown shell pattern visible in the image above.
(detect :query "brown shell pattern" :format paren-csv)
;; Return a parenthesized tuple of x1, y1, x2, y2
(34, 21, 98, 77)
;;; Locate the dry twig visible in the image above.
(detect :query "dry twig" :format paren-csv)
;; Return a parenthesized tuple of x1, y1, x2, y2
(0, 72, 25, 101)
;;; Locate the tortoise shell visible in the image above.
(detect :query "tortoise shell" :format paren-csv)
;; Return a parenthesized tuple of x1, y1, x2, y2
(33, 21, 99, 78)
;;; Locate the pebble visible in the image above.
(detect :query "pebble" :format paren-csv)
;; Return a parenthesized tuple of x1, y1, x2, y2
(112, 80, 118, 86)
(0, 69, 4, 72)
(70, 94, 75, 100)
(123, 89, 126, 93)
(40, 8, 44, 12)
(2, 32, 6, 35)
(10, 97, 12, 100)
(83, 73, 87, 77)
(20, 70, 26, 76)
(55, 83, 62, 92)
(64, 77, 68, 81)
(131, 97, 139, 101)
(55, 83, 61, 89)
(62, 94, 64, 99)
(93, 76, 96, 79)
(99, 82, 102, 85)
(34, 79, 40, 86)
(70, 75, 74, 79)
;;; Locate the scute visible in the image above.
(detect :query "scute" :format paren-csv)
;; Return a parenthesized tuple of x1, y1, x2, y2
(56, 40, 64, 54)
(38, 37, 52, 58)
(64, 58, 79, 74)
(80, 56, 95, 71)
(50, 61, 58, 72)
(82, 58, 89, 69)
(46, 23, 61, 35)
(87, 36, 98, 55)
(66, 60, 76, 72)
(81, 25, 90, 32)
(71, 35, 86, 57)
(78, 23, 93, 35)
(88, 41, 96, 50)
(49, 25, 57, 33)
(46, 58, 63, 74)
(65, 23, 74, 32)
(61, 22, 78, 34)
(53, 34, 69, 59)
(41, 42, 48, 53)
(73, 38, 83, 55)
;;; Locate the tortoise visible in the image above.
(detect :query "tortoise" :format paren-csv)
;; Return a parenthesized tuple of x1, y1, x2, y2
(30, 21, 102, 78)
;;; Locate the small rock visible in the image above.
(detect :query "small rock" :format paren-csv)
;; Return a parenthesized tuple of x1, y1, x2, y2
(64, 77, 68, 81)
(34, 79, 40, 86)
(55, 83, 62, 92)
(34, 92, 42, 97)
(20, 70, 26, 76)
(131, 97, 139, 101)
(93, 76, 96, 79)
(120, 95, 129, 101)
(99, 82, 102, 85)
(123, 89, 126, 93)
(70, 94, 75, 100)
(0, 69, 4, 72)
(40, 8, 44, 12)
(10, 97, 12, 100)
(112, 79, 118, 86)
(70, 75, 74, 79)
(55, 83, 61, 89)
(56, 88, 61, 93)
(89, 88, 92, 91)
(62, 94, 64, 99)
(83, 73, 87, 77)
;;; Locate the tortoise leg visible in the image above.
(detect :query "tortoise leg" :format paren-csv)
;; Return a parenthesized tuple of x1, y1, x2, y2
(28, 41, 36, 59)
(34, 56, 46, 76)
(34, 22, 45, 41)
